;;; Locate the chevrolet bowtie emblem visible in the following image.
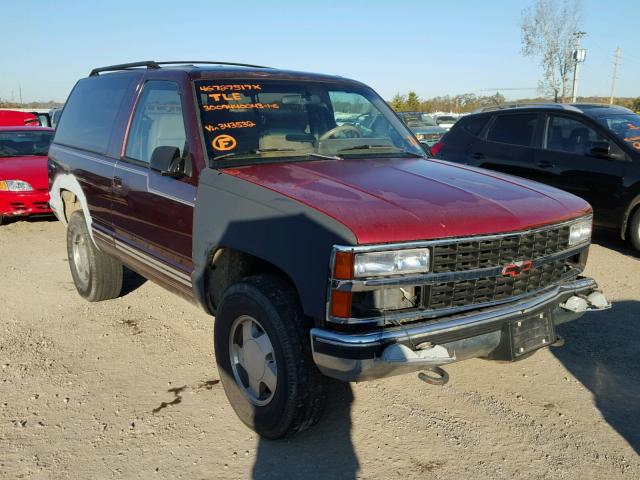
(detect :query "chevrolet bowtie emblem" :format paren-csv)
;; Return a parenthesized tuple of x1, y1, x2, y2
(501, 260, 533, 278)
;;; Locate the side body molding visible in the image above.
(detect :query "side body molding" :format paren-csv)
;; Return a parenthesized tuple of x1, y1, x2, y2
(192, 168, 357, 321)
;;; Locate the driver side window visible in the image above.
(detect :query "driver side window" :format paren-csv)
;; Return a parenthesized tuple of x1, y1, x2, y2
(545, 115, 606, 155)
(125, 81, 187, 165)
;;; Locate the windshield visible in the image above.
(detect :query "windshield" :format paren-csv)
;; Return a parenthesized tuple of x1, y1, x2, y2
(437, 116, 456, 123)
(195, 80, 425, 165)
(0, 130, 53, 158)
(594, 113, 640, 152)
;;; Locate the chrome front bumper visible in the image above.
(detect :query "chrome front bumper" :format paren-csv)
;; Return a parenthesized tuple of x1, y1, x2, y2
(311, 277, 609, 381)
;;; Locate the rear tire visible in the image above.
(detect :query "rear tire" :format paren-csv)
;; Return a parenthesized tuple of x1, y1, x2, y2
(214, 274, 328, 439)
(629, 208, 640, 252)
(67, 211, 123, 301)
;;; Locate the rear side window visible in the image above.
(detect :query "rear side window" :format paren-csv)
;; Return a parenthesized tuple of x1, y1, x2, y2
(461, 115, 489, 136)
(54, 75, 133, 154)
(486, 113, 537, 147)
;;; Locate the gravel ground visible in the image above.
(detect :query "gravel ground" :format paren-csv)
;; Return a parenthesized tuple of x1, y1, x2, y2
(1, 217, 638, 479)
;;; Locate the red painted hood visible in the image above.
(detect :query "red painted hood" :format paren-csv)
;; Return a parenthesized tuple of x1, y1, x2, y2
(0, 155, 49, 190)
(224, 158, 592, 245)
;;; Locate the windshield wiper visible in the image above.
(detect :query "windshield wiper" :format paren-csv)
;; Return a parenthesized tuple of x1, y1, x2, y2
(336, 145, 426, 158)
(214, 149, 343, 163)
(308, 153, 342, 160)
(213, 148, 297, 161)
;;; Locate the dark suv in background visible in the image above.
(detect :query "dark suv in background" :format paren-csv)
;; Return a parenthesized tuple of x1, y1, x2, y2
(433, 104, 640, 251)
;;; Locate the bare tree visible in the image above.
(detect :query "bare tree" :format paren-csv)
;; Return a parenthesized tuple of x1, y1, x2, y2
(521, 0, 583, 102)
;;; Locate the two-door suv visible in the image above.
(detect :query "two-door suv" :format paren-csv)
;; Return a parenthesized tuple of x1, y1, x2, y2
(432, 103, 640, 250)
(49, 61, 609, 439)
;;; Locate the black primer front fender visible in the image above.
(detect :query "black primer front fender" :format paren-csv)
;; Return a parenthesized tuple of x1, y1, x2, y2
(192, 168, 357, 321)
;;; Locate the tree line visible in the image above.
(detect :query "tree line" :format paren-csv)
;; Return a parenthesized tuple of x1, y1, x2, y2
(388, 91, 640, 114)
(0, 99, 63, 109)
(388, 92, 508, 113)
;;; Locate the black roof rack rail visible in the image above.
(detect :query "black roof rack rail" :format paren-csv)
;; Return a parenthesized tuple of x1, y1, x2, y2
(89, 60, 270, 76)
(89, 61, 160, 76)
(472, 103, 581, 114)
(156, 61, 270, 69)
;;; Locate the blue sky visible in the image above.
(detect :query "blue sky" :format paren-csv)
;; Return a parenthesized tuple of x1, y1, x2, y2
(3, 0, 638, 103)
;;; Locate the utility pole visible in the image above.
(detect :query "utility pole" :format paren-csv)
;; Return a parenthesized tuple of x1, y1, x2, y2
(19, 85, 23, 106)
(610, 47, 621, 105)
(571, 32, 587, 103)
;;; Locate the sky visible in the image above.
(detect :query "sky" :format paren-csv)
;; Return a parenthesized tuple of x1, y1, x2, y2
(2, 0, 638, 103)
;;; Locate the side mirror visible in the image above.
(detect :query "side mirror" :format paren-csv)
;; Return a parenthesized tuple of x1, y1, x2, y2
(589, 141, 611, 158)
(150, 146, 188, 177)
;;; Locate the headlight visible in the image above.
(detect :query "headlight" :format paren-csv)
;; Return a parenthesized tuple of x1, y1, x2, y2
(0, 180, 34, 192)
(354, 248, 430, 278)
(569, 219, 592, 245)
(415, 133, 425, 140)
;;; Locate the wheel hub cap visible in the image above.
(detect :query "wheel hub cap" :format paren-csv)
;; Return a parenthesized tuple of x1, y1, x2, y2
(72, 232, 90, 285)
(229, 315, 277, 406)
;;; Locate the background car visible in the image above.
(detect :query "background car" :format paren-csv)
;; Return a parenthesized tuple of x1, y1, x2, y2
(0, 126, 54, 225)
(432, 103, 640, 250)
(434, 114, 458, 131)
(397, 112, 446, 147)
(49, 107, 64, 129)
(0, 110, 40, 127)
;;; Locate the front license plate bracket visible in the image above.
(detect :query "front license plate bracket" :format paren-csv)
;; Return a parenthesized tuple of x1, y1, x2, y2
(509, 311, 555, 358)
(486, 310, 556, 361)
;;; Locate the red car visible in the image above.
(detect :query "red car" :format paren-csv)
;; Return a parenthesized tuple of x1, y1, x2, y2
(0, 110, 40, 127)
(0, 126, 54, 225)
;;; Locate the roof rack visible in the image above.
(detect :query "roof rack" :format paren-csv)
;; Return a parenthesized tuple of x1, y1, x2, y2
(89, 60, 270, 76)
(473, 103, 581, 114)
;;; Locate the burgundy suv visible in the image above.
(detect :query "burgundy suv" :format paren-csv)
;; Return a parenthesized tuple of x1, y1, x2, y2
(48, 61, 609, 439)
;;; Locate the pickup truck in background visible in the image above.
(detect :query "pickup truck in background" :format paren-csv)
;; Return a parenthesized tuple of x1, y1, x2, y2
(48, 61, 609, 439)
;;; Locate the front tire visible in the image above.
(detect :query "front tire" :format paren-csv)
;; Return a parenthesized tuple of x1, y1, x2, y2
(629, 208, 640, 251)
(66, 211, 123, 301)
(214, 274, 328, 439)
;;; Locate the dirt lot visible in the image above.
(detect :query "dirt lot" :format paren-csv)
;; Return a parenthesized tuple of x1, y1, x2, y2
(1, 218, 638, 479)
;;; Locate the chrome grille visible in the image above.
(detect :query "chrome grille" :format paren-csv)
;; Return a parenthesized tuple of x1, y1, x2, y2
(330, 218, 589, 325)
(431, 225, 571, 273)
(425, 258, 571, 310)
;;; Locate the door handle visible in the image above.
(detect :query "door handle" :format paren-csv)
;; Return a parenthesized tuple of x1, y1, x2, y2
(536, 161, 555, 168)
(472, 152, 485, 160)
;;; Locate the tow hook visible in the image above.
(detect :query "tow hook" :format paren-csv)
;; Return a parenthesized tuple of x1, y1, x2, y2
(560, 291, 611, 313)
(380, 342, 453, 385)
(418, 366, 450, 386)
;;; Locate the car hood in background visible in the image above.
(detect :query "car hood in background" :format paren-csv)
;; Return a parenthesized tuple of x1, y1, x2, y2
(0, 155, 49, 190)
(410, 126, 446, 135)
(223, 157, 591, 245)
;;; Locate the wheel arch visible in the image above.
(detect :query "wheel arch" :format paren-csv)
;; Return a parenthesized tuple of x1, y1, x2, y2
(50, 173, 95, 242)
(203, 246, 301, 316)
(621, 191, 640, 240)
